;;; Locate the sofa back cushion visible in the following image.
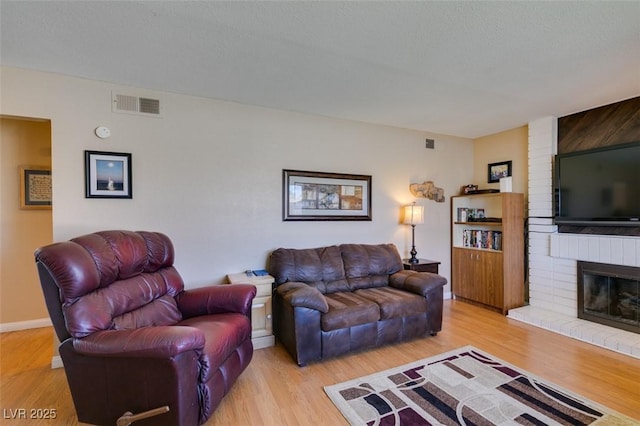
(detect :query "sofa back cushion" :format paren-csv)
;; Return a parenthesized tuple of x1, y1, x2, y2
(34, 230, 184, 338)
(340, 244, 403, 290)
(269, 243, 404, 293)
(269, 245, 349, 293)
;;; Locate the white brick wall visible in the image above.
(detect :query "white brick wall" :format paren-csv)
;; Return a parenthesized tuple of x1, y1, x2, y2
(527, 116, 566, 313)
(527, 117, 556, 219)
(550, 234, 640, 267)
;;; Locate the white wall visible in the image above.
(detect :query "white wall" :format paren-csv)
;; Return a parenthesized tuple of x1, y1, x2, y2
(473, 126, 528, 197)
(1, 66, 473, 293)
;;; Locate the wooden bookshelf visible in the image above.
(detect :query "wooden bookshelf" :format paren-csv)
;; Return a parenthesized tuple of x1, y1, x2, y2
(451, 192, 524, 314)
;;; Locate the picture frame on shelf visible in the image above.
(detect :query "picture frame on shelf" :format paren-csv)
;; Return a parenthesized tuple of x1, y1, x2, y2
(282, 169, 372, 221)
(85, 151, 132, 199)
(19, 166, 52, 209)
(488, 160, 512, 183)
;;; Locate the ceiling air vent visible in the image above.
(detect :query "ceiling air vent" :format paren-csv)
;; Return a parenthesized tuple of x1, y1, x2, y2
(112, 92, 162, 117)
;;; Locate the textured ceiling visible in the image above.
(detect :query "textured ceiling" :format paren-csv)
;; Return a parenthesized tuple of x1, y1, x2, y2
(1, 1, 639, 138)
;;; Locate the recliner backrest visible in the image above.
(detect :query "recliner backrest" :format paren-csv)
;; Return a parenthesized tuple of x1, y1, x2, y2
(35, 230, 184, 339)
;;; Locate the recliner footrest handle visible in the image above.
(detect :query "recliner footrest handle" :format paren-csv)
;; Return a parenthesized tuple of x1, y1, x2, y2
(116, 406, 170, 426)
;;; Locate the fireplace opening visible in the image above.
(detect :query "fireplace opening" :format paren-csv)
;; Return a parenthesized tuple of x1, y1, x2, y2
(577, 261, 639, 334)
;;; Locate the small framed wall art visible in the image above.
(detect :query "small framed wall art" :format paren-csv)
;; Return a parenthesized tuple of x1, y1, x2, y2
(283, 169, 372, 221)
(85, 151, 132, 198)
(488, 160, 512, 183)
(20, 166, 52, 209)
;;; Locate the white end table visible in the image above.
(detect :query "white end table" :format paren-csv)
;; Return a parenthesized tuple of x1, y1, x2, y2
(226, 272, 275, 349)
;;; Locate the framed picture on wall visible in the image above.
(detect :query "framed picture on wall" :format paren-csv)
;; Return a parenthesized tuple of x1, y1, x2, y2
(283, 169, 372, 221)
(19, 166, 52, 209)
(85, 151, 132, 198)
(488, 160, 512, 183)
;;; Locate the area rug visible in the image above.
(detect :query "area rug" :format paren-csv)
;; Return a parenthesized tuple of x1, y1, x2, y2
(324, 346, 637, 425)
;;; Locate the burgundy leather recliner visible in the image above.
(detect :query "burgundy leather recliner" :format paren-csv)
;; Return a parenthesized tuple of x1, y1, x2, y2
(34, 230, 256, 426)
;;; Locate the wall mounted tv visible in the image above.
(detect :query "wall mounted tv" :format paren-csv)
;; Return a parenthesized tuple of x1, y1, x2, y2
(555, 141, 640, 227)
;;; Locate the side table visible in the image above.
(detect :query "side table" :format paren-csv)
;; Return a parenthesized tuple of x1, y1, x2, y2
(226, 272, 275, 349)
(402, 258, 440, 274)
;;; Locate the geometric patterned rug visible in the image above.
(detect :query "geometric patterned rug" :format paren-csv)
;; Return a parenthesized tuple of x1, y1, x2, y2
(324, 346, 638, 425)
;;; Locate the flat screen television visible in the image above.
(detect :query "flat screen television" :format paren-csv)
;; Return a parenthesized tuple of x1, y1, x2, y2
(555, 141, 640, 227)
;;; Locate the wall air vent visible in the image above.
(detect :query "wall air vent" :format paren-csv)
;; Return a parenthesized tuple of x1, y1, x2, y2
(112, 92, 162, 117)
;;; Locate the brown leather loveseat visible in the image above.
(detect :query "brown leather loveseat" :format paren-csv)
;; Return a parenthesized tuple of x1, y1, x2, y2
(269, 243, 447, 366)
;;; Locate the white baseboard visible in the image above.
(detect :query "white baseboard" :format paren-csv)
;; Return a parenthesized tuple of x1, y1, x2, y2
(0, 318, 52, 333)
(253, 335, 275, 349)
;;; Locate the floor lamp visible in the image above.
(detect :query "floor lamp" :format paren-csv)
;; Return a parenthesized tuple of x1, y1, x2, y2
(403, 202, 424, 263)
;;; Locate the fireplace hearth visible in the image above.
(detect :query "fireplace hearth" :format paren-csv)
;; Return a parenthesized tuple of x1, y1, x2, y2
(577, 261, 639, 334)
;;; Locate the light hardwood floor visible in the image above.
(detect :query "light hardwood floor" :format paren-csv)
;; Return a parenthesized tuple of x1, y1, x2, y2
(1, 300, 639, 425)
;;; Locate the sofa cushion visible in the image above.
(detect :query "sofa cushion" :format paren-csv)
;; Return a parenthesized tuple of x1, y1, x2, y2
(355, 287, 427, 320)
(269, 245, 349, 293)
(321, 292, 380, 332)
(340, 244, 404, 290)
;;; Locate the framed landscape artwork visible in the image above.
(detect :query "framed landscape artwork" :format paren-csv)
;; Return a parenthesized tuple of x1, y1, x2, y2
(283, 169, 372, 221)
(85, 151, 132, 198)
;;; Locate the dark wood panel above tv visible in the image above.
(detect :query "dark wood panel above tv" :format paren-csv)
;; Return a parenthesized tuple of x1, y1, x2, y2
(557, 96, 640, 154)
(556, 96, 640, 237)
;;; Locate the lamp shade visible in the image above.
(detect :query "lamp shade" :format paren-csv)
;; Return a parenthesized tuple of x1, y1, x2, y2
(403, 204, 424, 225)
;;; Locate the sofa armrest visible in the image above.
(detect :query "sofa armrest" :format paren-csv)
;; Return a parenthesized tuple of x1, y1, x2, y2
(276, 282, 329, 313)
(73, 326, 205, 358)
(389, 270, 447, 296)
(175, 284, 256, 319)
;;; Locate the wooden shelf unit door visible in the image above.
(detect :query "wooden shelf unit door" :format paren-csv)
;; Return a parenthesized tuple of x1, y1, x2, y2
(452, 248, 504, 308)
(451, 192, 524, 314)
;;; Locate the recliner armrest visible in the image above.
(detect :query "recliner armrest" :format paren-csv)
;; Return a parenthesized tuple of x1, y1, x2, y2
(73, 326, 205, 358)
(176, 284, 256, 319)
(276, 282, 329, 313)
(389, 270, 447, 296)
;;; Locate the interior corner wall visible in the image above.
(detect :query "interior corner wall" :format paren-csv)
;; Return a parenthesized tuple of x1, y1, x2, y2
(473, 126, 529, 199)
(0, 117, 53, 324)
(0, 66, 474, 299)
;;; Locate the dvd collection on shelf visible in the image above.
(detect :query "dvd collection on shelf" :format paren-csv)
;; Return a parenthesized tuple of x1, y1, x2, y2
(456, 207, 485, 222)
(462, 229, 503, 250)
